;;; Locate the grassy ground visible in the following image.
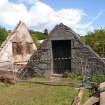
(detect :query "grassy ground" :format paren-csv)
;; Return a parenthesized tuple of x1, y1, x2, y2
(0, 78, 80, 105)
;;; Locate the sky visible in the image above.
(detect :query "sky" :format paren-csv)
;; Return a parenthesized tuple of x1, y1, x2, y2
(0, 0, 105, 35)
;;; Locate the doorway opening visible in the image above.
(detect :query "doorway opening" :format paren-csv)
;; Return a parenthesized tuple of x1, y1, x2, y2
(52, 40, 71, 74)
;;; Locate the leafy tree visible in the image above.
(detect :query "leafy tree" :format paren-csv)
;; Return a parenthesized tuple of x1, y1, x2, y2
(0, 26, 8, 45)
(80, 29, 105, 57)
(44, 28, 48, 38)
(31, 31, 47, 40)
(32, 34, 40, 48)
(30, 29, 48, 48)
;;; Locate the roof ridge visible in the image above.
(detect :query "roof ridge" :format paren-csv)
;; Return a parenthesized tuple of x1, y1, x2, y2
(48, 23, 80, 39)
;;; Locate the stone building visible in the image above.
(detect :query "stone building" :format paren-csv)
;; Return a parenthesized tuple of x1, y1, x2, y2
(22, 23, 105, 77)
(0, 21, 37, 73)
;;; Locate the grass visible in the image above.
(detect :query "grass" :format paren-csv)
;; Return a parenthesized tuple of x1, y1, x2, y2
(0, 78, 79, 105)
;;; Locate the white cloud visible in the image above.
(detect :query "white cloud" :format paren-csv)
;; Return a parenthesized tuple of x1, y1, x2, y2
(15, 0, 39, 5)
(0, 0, 30, 26)
(93, 10, 105, 21)
(29, 2, 86, 31)
(0, 0, 101, 35)
(79, 10, 105, 35)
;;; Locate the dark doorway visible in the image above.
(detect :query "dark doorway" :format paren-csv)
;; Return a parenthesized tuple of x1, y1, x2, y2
(52, 40, 71, 74)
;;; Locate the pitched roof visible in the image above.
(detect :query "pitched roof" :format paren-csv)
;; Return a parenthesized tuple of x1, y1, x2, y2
(0, 21, 34, 49)
(48, 23, 80, 40)
(10, 21, 34, 42)
(0, 21, 37, 61)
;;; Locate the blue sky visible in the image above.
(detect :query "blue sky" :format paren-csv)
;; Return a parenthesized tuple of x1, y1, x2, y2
(0, 0, 105, 35)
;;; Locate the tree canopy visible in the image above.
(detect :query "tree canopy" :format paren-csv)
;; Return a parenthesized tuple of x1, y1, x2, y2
(0, 26, 8, 45)
(80, 29, 105, 57)
(30, 30, 48, 48)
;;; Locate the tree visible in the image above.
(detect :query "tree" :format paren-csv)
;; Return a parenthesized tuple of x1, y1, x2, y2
(0, 26, 8, 45)
(44, 28, 48, 38)
(80, 28, 105, 57)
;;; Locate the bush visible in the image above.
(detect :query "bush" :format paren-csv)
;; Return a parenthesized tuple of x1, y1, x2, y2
(63, 71, 69, 78)
(91, 75, 105, 84)
(0, 26, 8, 45)
(63, 71, 83, 81)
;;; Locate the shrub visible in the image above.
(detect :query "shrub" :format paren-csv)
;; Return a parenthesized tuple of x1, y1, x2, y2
(91, 74, 105, 84)
(63, 71, 83, 81)
(63, 71, 69, 78)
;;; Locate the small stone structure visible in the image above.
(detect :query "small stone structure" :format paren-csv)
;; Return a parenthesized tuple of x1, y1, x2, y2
(22, 23, 105, 77)
(0, 21, 37, 73)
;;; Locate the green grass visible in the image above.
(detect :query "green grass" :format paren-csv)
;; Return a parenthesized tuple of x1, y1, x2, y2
(0, 80, 78, 105)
